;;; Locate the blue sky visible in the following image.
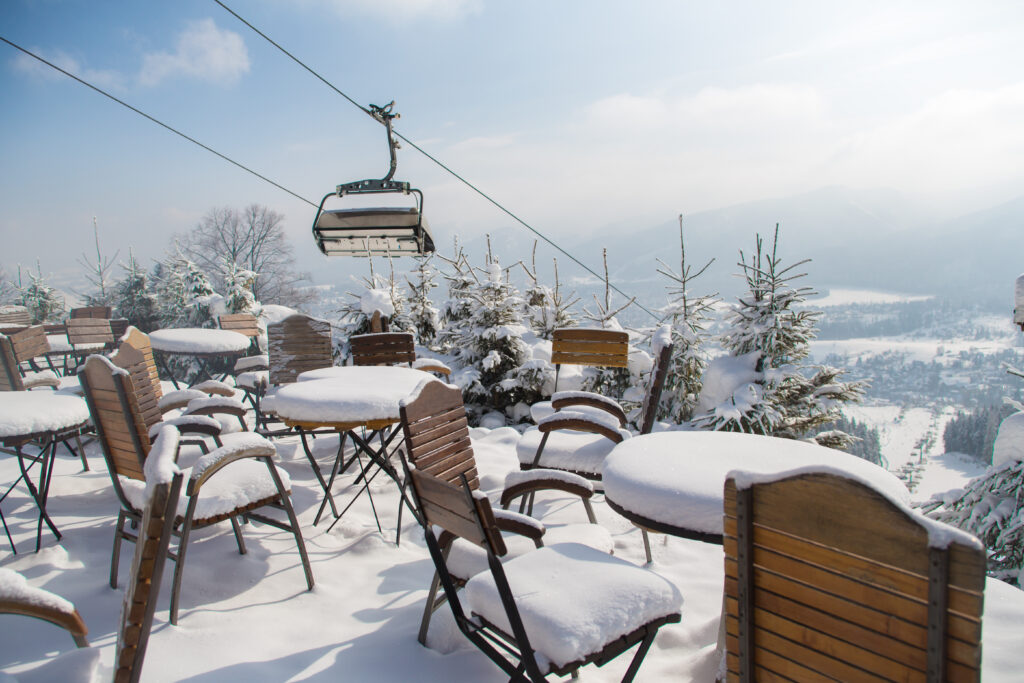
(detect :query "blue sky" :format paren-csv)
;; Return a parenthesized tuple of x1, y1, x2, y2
(2, 0, 1023, 289)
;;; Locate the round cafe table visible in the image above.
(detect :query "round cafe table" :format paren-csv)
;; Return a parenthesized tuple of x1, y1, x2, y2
(0, 392, 90, 552)
(603, 431, 910, 545)
(149, 328, 250, 389)
(266, 365, 437, 535)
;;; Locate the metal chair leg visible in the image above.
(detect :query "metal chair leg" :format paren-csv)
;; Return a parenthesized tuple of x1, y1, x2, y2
(171, 500, 198, 625)
(230, 515, 247, 554)
(110, 509, 127, 588)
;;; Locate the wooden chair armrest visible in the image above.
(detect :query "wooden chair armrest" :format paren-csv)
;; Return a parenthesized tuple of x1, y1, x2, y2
(183, 396, 247, 417)
(537, 410, 627, 443)
(492, 509, 545, 543)
(499, 469, 595, 509)
(154, 415, 222, 441)
(187, 434, 276, 495)
(551, 390, 627, 426)
(0, 571, 89, 647)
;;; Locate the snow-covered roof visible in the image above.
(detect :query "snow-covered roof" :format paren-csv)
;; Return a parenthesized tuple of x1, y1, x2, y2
(149, 328, 250, 354)
(602, 431, 909, 536)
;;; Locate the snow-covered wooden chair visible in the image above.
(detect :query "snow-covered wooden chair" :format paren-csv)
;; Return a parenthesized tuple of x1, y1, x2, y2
(350, 331, 451, 377)
(0, 304, 31, 329)
(65, 317, 114, 370)
(400, 379, 680, 680)
(0, 328, 60, 391)
(723, 468, 985, 682)
(218, 313, 262, 354)
(69, 305, 112, 320)
(402, 378, 613, 644)
(549, 327, 630, 392)
(247, 313, 333, 434)
(0, 568, 100, 682)
(113, 326, 248, 437)
(517, 331, 673, 482)
(113, 435, 182, 683)
(79, 354, 314, 624)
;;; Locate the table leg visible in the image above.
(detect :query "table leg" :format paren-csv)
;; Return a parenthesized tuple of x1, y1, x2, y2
(155, 351, 184, 390)
(298, 429, 339, 519)
(16, 440, 61, 551)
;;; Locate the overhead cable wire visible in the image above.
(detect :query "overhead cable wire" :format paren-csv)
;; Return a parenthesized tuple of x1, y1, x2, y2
(0, 35, 319, 209)
(213, 0, 659, 320)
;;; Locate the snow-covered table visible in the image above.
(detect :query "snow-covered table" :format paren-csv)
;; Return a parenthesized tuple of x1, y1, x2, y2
(603, 431, 910, 544)
(0, 392, 90, 551)
(150, 328, 250, 388)
(265, 366, 438, 535)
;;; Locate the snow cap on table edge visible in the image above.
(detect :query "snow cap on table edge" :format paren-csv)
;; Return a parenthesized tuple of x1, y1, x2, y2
(728, 464, 983, 550)
(0, 567, 76, 615)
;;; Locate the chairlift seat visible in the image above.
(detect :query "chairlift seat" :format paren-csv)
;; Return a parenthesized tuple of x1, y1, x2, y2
(313, 207, 433, 256)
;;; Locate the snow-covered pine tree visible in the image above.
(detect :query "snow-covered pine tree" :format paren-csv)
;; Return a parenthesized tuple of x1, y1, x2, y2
(695, 225, 865, 444)
(656, 215, 717, 422)
(405, 252, 441, 349)
(458, 254, 547, 425)
(77, 217, 118, 307)
(17, 262, 65, 323)
(154, 250, 217, 328)
(521, 243, 578, 341)
(113, 249, 159, 332)
(437, 242, 476, 357)
(580, 248, 636, 401)
(223, 258, 259, 314)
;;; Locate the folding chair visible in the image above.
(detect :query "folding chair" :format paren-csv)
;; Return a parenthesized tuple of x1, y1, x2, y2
(351, 331, 451, 377)
(79, 354, 313, 624)
(400, 380, 681, 680)
(723, 469, 986, 682)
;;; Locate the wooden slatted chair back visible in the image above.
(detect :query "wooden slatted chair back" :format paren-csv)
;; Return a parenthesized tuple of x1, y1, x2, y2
(0, 335, 25, 391)
(399, 381, 505, 554)
(218, 313, 261, 338)
(0, 305, 31, 327)
(67, 317, 114, 347)
(638, 340, 673, 435)
(723, 471, 986, 683)
(9, 325, 51, 366)
(70, 305, 113, 319)
(109, 318, 130, 341)
(551, 328, 628, 392)
(111, 334, 164, 432)
(350, 332, 415, 367)
(267, 314, 333, 385)
(114, 468, 182, 683)
(79, 355, 149, 481)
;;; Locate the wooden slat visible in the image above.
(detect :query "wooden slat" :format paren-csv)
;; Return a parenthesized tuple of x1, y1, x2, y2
(552, 328, 629, 343)
(218, 314, 260, 337)
(9, 325, 50, 361)
(70, 306, 112, 319)
(550, 351, 629, 368)
(723, 477, 986, 589)
(722, 525, 984, 618)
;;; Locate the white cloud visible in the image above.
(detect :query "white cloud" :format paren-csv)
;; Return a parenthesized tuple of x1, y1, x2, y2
(11, 48, 124, 90)
(139, 19, 249, 87)
(319, 0, 481, 22)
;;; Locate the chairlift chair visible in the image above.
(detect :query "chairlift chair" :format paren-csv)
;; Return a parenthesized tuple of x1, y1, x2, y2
(312, 102, 435, 257)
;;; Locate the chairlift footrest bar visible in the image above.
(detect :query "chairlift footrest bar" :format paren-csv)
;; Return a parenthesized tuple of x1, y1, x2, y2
(336, 179, 410, 195)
